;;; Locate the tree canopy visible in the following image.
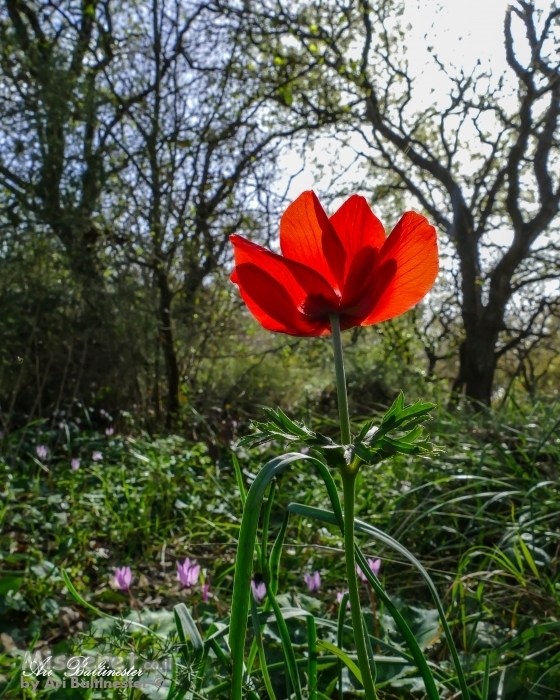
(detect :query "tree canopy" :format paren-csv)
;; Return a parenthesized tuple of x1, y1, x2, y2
(1, 0, 560, 428)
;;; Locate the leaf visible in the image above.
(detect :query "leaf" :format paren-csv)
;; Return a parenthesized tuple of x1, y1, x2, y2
(269, 510, 289, 596)
(173, 603, 204, 661)
(0, 576, 23, 596)
(61, 569, 151, 634)
(517, 533, 540, 579)
(231, 452, 246, 508)
(481, 655, 490, 700)
(316, 640, 362, 684)
(290, 506, 444, 695)
(262, 578, 303, 698)
(307, 615, 318, 700)
(229, 452, 344, 700)
(287, 503, 469, 700)
(250, 595, 277, 700)
(352, 393, 437, 466)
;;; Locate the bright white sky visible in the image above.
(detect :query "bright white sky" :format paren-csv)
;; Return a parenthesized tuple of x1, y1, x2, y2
(406, 0, 512, 73)
(283, 0, 515, 202)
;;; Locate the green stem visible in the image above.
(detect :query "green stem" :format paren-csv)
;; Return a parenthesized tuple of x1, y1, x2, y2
(330, 314, 376, 699)
(330, 314, 351, 445)
(342, 472, 377, 699)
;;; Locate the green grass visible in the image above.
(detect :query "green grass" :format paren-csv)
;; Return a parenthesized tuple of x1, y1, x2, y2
(1, 397, 559, 698)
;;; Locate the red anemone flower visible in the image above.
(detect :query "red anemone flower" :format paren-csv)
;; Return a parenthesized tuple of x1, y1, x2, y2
(230, 191, 438, 336)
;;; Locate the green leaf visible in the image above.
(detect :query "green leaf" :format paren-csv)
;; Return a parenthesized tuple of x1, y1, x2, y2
(61, 569, 151, 634)
(0, 576, 23, 596)
(269, 510, 289, 596)
(288, 503, 470, 700)
(250, 594, 278, 700)
(517, 533, 540, 579)
(481, 655, 490, 700)
(337, 590, 349, 698)
(232, 452, 247, 508)
(173, 603, 204, 661)
(229, 452, 343, 700)
(307, 615, 318, 700)
(352, 393, 437, 466)
(263, 577, 303, 698)
(316, 640, 362, 684)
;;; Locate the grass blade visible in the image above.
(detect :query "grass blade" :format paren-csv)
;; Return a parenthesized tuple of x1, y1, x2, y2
(174, 603, 204, 660)
(250, 593, 278, 700)
(481, 654, 490, 700)
(307, 614, 318, 700)
(317, 639, 362, 684)
(230, 452, 339, 700)
(288, 504, 441, 700)
(337, 591, 349, 700)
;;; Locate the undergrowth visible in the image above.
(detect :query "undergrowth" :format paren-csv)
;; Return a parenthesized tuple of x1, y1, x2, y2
(1, 396, 559, 698)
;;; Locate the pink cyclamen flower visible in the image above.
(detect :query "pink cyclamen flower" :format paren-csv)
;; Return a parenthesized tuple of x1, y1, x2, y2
(336, 590, 351, 609)
(251, 579, 266, 603)
(202, 581, 210, 602)
(114, 566, 132, 591)
(357, 558, 381, 583)
(303, 571, 321, 593)
(71, 458, 80, 471)
(177, 558, 200, 588)
(92, 451, 103, 461)
(36, 445, 48, 459)
(105, 427, 114, 436)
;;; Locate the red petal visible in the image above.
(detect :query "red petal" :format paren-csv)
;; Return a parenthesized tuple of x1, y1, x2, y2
(231, 234, 339, 308)
(339, 246, 378, 312)
(230, 234, 337, 335)
(234, 264, 330, 336)
(279, 191, 346, 290)
(329, 195, 386, 281)
(340, 259, 397, 329)
(361, 212, 438, 326)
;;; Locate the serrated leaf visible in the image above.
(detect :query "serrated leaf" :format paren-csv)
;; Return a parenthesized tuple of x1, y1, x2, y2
(393, 426, 425, 444)
(352, 394, 436, 467)
(383, 392, 404, 424)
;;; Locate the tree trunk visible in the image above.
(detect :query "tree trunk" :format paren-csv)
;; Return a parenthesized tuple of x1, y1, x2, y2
(155, 268, 180, 427)
(452, 328, 499, 407)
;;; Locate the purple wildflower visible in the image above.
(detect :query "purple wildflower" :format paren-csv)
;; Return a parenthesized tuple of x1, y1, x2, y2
(105, 427, 114, 436)
(114, 566, 132, 591)
(202, 581, 210, 602)
(357, 558, 381, 583)
(251, 579, 266, 603)
(36, 445, 48, 459)
(303, 571, 321, 593)
(92, 451, 103, 461)
(71, 458, 81, 471)
(177, 558, 200, 588)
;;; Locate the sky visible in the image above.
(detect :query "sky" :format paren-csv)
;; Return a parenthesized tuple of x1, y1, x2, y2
(405, 0, 512, 72)
(283, 0, 515, 201)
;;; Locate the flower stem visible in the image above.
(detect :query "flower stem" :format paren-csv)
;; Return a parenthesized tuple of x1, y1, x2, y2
(342, 472, 377, 699)
(330, 314, 376, 699)
(329, 315, 351, 446)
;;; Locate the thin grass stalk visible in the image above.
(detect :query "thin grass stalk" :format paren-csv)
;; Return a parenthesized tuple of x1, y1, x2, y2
(307, 615, 318, 700)
(250, 595, 278, 700)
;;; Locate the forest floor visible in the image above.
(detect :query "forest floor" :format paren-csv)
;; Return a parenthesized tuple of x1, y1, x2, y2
(1, 399, 559, 698)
